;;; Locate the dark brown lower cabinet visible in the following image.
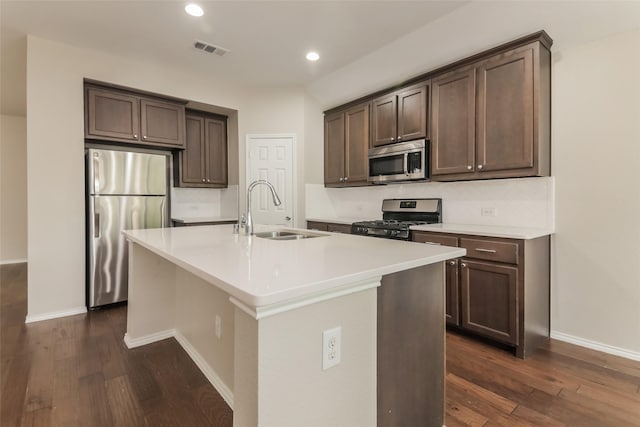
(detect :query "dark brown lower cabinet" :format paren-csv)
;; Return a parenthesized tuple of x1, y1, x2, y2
(412, 231, 550, 358)
(460, 259, 517, 345)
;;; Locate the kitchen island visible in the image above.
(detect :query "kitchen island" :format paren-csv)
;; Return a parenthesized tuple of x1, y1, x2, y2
(122, 224, 465, 427)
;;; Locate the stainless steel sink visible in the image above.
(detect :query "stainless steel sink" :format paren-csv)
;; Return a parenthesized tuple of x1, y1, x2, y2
(254, 231, 324, 240)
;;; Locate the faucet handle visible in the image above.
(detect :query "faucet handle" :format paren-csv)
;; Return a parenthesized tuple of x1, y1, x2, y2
(240, 214, 247, 225)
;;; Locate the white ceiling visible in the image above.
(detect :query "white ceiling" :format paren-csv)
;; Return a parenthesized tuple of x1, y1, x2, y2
(0, 0, 467, 115)
(3, 1, 640, 116)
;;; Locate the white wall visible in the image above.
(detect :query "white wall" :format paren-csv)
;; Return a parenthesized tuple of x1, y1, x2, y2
(0, 114, 27, 263)
(25, 36, 309, 319)
(551, 29, 640, 357)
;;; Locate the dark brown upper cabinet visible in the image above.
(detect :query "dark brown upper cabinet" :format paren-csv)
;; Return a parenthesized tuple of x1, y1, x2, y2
(371, 84, 428, 147)
(324, 102, 370, 187)
(85, 85, 186, 149)
(175, 112, 227, 188)
(431, 41, 550, 181)
(431, 67, 476, 176)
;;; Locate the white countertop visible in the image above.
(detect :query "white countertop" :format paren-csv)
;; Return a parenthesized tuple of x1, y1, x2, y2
(306, 216, 377, 225)
(123, 225, 464, 308)
(411, 223, 554, 239)
(171, 216, 237, 224)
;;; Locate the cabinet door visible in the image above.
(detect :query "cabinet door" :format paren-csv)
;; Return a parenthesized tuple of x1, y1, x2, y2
(445, 259, 460, 326)
(140, 99, 185, 147)
(324, 111, 345, 186)
(205, 117, 228, 187)
(344, 103, 370, 185)
(431, 68, 476, 176)
(460, 260, 518, 345)
(371, 94, 397, 147)
(86, 88, 139, 142)
(397, 85, 427, 142)
(476, 46, 534, 172)
(180, 115, 206, 185)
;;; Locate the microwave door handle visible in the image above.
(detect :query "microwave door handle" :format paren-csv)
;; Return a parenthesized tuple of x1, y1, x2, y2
(403, 154, 409, 176)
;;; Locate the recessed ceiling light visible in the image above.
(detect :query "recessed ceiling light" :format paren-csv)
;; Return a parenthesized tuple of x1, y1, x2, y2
(185, 3, 204, 17)
(306, 51, 320, 61)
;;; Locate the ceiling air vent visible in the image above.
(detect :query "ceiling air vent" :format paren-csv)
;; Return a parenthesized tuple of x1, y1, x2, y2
(193, 40, 229, 56)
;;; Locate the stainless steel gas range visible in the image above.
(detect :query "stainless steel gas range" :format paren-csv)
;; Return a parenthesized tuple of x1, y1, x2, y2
(351, 198, 442, 240)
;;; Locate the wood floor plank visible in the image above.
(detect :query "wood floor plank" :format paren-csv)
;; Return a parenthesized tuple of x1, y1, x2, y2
(77, 372, 115, 426)
(18, 407, 51, 427)
(1, 354, 31, 427)
(105, 375, 144, 426)
(446, 398, 488, 427)
(23, 348, 54, 412)
(193, 384, 233, 427)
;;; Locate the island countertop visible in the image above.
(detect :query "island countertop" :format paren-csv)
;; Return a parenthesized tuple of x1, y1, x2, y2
(123, 224, 465, 309)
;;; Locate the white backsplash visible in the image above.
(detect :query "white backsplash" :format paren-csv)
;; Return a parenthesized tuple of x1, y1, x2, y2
(306, 177, 555, 229)
(171, 185, 238, 219)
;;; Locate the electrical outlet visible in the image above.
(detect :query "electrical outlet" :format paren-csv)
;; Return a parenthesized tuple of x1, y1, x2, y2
(215, 315, 222, 339)
(481, 207, 497, 217)
(322, 327, 341, 370)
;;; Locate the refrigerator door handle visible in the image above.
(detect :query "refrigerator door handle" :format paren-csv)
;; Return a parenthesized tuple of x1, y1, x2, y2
(93, 153, 100, 194)
(160, 198, 166, 227)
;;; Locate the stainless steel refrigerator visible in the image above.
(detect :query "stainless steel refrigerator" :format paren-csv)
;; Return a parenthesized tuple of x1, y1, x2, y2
(86, 148, 169, 308)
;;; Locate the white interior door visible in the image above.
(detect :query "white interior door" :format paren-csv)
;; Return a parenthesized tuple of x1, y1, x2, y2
(247, 135, 295, 226)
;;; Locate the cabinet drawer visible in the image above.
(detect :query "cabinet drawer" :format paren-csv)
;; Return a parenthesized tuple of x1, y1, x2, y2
(413, 233, 458, 247)
(460, 238, 519, 264)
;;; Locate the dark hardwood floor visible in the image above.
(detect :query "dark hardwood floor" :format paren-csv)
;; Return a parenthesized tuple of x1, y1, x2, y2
(2, 262, 640, 426)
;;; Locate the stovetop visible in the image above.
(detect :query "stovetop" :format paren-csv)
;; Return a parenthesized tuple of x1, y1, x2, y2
(350, 198, 442, 240)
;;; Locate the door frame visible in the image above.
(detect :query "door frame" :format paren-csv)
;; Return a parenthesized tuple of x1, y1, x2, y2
(245, 133, 298, 228)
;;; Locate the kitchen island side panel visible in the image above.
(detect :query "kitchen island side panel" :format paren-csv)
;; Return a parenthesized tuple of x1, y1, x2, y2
(378, 263, 445, 427)
(125, 242, 177, 345)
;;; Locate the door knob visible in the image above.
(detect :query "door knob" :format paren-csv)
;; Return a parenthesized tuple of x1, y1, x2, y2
(285, 216, 292, 221)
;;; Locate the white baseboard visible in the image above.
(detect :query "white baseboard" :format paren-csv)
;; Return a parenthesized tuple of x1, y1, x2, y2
(0, 258, 27, 265)
(174, 331, 234, 409)
(124, 329, 176, 349)
(25, 306, 87, 323)
(123, 329, 234, 409)
(551, 330, 640, 362)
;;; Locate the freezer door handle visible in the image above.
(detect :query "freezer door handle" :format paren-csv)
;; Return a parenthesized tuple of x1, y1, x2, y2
(93, 153, 100, 194)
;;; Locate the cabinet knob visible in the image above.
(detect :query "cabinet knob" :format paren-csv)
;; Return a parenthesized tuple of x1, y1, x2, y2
(397, 136, 402, 140)
(206, 179, 210, 182)
(202, 179, 205, 182)
(339, 177, 344, 182)
(143, 135, 147, 140)
(449, 260, 456, 266)
(461, 263, 467, 268)
(478, 164, 483, 170)
(133, 134, 138, 139)
(467, 165, 472, 171)
(344, 177, 348, 181)
(390, 137, 395, 141)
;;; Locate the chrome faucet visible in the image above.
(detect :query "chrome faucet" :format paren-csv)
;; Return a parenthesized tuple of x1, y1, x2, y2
(240, 180, 282, 235)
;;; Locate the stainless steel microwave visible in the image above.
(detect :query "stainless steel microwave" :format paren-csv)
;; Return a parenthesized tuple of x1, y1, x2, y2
(368, 139, 429, 184)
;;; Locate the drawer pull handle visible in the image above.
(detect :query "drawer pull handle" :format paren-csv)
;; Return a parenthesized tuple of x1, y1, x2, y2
(423, 241, 441, 245)
(475, 248, 497, 253)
